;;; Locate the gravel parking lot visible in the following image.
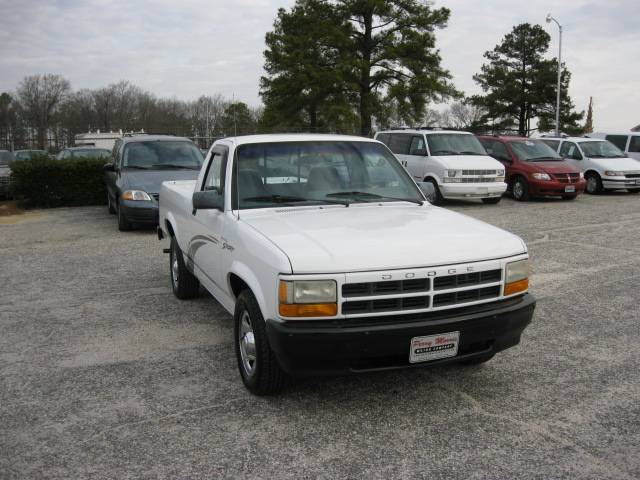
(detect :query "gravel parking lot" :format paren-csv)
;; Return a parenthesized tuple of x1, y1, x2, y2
(1, 194, 639, 479)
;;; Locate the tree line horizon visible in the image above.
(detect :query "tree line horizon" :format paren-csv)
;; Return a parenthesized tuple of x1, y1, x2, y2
(1, 0, 590, 151)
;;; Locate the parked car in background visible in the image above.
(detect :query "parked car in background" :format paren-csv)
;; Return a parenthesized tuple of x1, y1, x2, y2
(540, 137, 640, 194)
(13, 149, 50, 160)
(375, 129, 506, 204)
(587, 132, 640, 161)
(158, 134, 535, 394)
(478, 136, 585, 201)
(0, 150, 14, 198)
(103, 135, 203, 231)
(57, 147, 111, 160)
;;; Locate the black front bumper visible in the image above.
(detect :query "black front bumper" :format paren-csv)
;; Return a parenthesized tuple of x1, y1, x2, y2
(119, 200, 159, 225)
(266, 293, 535, 377)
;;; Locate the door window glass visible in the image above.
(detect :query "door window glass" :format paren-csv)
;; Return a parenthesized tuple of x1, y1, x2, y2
(629, 136, 640, 153)
(388, 134, 412, 155)
(409, 136, 426, 155)
(203, 152, 225, 192)
(605, 135, 629, 151)
(560, 142, 581, 160)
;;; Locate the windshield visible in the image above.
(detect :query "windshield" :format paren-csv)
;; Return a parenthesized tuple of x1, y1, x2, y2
(426, 134, 486, 156)
(509, 140, 562, 161)
(234, 141, 424, 209)
(71, 149, 111, 159)
(123, 141, 203, 169)
(0, 151, 13, 165)
(578, 141, 625, 158)
(15, 150, 48, 160)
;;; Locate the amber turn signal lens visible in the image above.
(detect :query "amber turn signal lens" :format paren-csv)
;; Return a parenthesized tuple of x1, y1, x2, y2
(279, 303, 337, 317)
(504, 278, 529, 296)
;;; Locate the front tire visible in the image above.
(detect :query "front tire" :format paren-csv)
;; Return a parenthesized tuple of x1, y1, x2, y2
(107, 193, 116, 214)
(481, 197, 501, 205)
(170, 237, 200, 299)
(234, 290, 287, 395)
(425, 178, 444, 205)
(585, 172, 603, 194)
(511, 176, 530, 201)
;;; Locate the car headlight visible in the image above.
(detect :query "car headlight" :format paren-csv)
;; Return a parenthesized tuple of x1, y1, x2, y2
(531, 173, 551, 181)
(121, 190, 152, 201)
(504, 259, 529, 296)
(446, 169, 462, 178)
(279, 280, 337, 317)
(604, 171, 625, 176)
(443, 170, 462, 183)
(496, 169, 505, 177)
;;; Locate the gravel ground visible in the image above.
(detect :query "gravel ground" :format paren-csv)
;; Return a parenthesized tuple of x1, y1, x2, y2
(1, 193, 639, 479)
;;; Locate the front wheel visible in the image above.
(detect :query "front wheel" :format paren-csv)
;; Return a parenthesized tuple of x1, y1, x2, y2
(481, 197, 501, 205)
(170, 237, 200, 299)
(234, 290, 287, 395)
(585, 172, 603, 194)
(512, 177, 530, 201)
(425, 178, 444, 205)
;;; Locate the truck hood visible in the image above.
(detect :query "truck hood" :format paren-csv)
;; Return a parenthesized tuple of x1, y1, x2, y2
(123, 169, 200, 194)
(242, 204, 526, 273)
(586, 156, 640, 171)
(430, 155, 503, 170)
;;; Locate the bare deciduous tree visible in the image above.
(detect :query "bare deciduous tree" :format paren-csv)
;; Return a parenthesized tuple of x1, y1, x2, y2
(16, 74, 71, 148)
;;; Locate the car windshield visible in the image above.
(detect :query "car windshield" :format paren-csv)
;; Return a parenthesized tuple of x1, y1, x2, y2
(0, 151, 13, 165)
(71, 149, 111, 159)
(15, 150, 48, 160)
(578, 141, 626, 158)
(123, 141, 203, 169)
(426, 134, 486, 156)
(234, 141, 424, 209)
(509, 140, 562, 161)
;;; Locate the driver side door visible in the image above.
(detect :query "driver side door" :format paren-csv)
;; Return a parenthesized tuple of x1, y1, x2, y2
(190, 146, 228, 292)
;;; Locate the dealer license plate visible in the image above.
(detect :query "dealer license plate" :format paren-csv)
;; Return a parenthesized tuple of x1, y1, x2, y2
(565, 185, 575, 193)
(409, 332, 460, 363)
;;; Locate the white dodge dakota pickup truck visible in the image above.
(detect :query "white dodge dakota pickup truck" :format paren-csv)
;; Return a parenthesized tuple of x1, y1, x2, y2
(158, 134, 535, 395)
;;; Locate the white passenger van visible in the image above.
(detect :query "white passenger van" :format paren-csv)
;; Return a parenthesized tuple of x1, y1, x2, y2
(540, 136, 640, 194)
(587, 132, 640, 161)
(374, 129, 507, 204)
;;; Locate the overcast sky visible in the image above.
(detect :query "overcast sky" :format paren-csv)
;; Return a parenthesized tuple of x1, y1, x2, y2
(1, 0, 638, 131)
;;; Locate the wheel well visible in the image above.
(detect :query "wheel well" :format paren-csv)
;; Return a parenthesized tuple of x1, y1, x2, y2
(165, 220, 176, 238)
(584, 169, 600, 178)
(229, 274, 250, 299)
(423, 175, 437, 184)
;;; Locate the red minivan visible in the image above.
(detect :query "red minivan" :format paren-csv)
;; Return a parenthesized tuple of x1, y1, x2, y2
(477, 136, 586, 201)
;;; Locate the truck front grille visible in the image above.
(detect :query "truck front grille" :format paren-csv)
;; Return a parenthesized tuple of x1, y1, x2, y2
(341, 266, 504, 316)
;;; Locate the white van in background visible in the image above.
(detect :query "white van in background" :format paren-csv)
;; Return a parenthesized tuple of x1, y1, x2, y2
(587, 132, 640, 161)
(540, 136, 640, 194)
(375, 129, 506, 204)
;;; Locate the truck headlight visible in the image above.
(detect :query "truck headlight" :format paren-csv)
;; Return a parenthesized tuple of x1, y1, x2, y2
(121, 190, 151, 201)
(604, 171, 625, 176)
(504, 259, 529, 296)
(531, 173, 551, 181)
(279, 280, 337, 317)
(443, 170, 463, 183)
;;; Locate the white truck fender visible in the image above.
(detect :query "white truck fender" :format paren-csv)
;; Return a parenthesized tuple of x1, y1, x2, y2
(227, 260, 272, 319)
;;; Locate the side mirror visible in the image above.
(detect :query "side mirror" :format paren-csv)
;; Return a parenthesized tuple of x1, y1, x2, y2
(410, 148, 427, 157)
(417, 182, 436, 203)
(103, 163, 115, 172)
(192, 190, 223, 211)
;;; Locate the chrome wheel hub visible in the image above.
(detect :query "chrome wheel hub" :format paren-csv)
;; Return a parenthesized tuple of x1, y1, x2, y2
(238, 311, 256, 376)
(171, 256, 179, 287)
(587, 176, 597, 193)
(513, 182, 524, 199)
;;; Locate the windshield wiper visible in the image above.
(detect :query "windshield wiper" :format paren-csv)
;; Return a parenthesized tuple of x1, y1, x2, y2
(243, 194, 349, 206)
(460, 151, 482, 155)
(528, 157, 560, 162)
(125, 165, 150, 170)
(326, 191, 423, 206)
(151, 163, 200, 170)
(431, 150, 458, 155)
